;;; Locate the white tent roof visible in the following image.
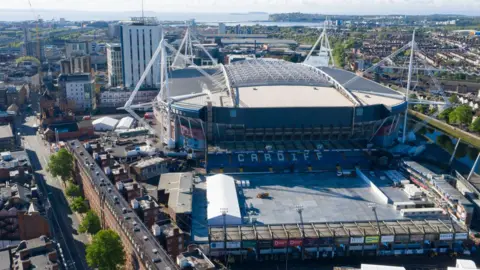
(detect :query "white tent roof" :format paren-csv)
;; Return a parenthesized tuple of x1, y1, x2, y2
(116, 116, 134, 130)
(206, 174, 241, 224)
(92, 116, 118, 129)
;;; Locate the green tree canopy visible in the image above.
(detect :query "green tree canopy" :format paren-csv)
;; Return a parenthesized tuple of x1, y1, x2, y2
(86, 230, 125, 270)
(414, 104, 428, 114)
(438, 107, 454, 122)
(449, 105, 473, 125)
(470, 117, 480, 132)
(47, 149, 74, 183)
(79, 210, 101, 235)
(66, 183, 81, 198)
(71, 197, 88, 213)
(449, 94, 459, 104)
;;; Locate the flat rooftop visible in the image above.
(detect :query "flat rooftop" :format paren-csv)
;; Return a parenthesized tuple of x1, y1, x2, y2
(238, 85, 353, 108)
(369, 172, 411, 204)
(236, 173, 404, 224)
(0, 124, 13, 139)
(353, 91, 404, 107)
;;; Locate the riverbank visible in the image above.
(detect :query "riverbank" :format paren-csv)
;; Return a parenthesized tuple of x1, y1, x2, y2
(409, 109, 480, 149)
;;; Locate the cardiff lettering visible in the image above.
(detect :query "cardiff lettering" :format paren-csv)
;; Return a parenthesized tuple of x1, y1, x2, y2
(236, 151, 322, 163)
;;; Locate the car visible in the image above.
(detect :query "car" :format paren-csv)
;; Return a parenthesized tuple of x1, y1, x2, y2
(95, 171, 100, 176)
(79, 152, 84, 156)
(82, 115, 91, 120)
(152, 257, 161, 263)
(107, 187, 112, 193)
(122, 207, 127, 214)
(152, 249, 158, 254)
(143, 236, 148, 241)
(134, 227, 140, 232)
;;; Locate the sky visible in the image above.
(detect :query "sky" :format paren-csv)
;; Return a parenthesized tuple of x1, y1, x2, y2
(1, 0, 480, 17)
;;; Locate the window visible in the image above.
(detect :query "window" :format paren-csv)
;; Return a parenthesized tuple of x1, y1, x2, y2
(230, 109, 237, 118)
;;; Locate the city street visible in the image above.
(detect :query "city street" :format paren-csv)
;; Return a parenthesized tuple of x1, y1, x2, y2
(17, 91, 89, 269)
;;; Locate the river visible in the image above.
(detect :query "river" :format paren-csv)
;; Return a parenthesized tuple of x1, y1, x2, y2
(408, 119, 479, 175)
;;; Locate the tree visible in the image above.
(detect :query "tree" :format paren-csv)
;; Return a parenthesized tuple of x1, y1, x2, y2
(470, 117, 480, 132)
(449, 94, 459, 104)
(86, 230, 125, 270)
(79, 210, 101, 235)
(449, 105, 473, 125)
(47, 149, 74, 184)
(66, 183, 81, 198)
(71, 197, 88, 213)
(414, 104, 428, 114)
(438, 107, 454, 122)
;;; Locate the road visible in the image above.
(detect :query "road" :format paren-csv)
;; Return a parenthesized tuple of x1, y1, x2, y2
(17, 91, 89, 269)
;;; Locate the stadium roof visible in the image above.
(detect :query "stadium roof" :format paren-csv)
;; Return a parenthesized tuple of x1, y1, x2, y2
(164, 59, 405, 109)
(224, 59, 331, 87)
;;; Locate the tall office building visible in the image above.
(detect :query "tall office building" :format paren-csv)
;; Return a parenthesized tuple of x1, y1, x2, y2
(23, 40, 45, 61)
(106, 43, 123, 87)
(120, 18, 162, 89)
(218, 23, 226, 35)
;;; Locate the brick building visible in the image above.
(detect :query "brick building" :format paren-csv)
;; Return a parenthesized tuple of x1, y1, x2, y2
(158, 173, 193, 231)
(0, 124, 15, 152)
(157, 223, 185, 259)
(131, 195, 160, 228)
(12, 236, 59, 269)
(130, 157, 169, 182)
(69, 140, 176, 270)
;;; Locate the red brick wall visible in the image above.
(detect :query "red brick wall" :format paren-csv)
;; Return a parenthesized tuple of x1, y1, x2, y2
(74, 158, 145, 270)
(18, 212, 50, 240)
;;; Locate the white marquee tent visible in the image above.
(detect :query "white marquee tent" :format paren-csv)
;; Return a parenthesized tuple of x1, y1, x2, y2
(92, 116, 118, 131)
(206, 174, 242, 226)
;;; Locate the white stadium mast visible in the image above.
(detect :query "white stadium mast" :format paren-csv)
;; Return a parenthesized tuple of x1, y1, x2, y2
(121, 27, 226, 149)
(341, 30, 450, 144)
(304, 18, 335, 67)
(172, 25, 218, 69)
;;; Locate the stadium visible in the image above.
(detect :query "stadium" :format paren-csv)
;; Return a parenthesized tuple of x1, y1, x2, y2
(153, 58, 407, 172)
(122, 31, 472, 263)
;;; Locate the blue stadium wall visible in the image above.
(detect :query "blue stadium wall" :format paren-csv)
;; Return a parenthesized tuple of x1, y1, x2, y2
(203, 104, 392, 128)
(172, 102, 406, 152)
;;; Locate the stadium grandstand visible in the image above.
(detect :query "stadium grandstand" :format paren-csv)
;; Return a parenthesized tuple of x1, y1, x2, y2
(151, 58, 406, 173)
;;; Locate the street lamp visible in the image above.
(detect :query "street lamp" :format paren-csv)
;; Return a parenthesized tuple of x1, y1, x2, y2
(295, 205, 305, 238)
(220, 208, 228, 264)
(368, 203, 382, 255)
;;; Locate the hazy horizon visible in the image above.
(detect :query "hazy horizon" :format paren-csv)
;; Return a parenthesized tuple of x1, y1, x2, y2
(1, 0, 480, 21)
(0, 9, 478, 23)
